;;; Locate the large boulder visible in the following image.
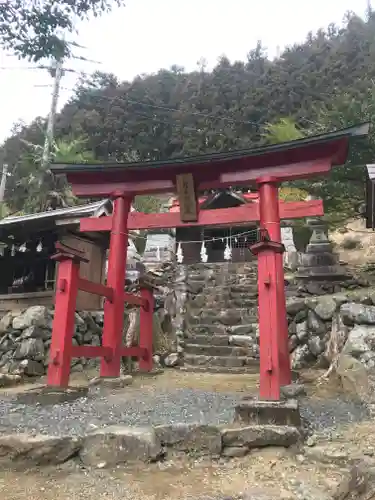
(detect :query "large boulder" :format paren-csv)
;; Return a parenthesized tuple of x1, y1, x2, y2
(79, 426, 163, 467)
(155, 423, 222, 456)
(296, 321, 308, 342)
(14, 359, 45, 376)
(331, 462, 375, 500)
(307, 310, 327, 336)
(0, 434, 80, 467)
(14, 338, 44, 361)
(12, 306, 51, 330)
(0, 334, 15, 353)
(341, 303, 375, 326)
(0, 312, 13, 334)
(291, 344, 313, 369)
(20, 325, 49, 340)
(221, 425, 300, 449)
(286, 297, 306, 315)
(343, 325, 375, 358)
(312, 297, 337, 321)
(308, 335, 325, 356)
(336, 354, 372, 401)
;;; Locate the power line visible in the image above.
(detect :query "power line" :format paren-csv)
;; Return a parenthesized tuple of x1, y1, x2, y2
(114, 108, 228, 136)
(125, 98, 261, 127)
(66, 89, 264, 129)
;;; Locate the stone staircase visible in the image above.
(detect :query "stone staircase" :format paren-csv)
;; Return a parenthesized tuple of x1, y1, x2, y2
(181, 262, 260, 373)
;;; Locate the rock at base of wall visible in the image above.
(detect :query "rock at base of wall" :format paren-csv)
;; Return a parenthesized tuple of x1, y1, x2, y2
(234, 398, 302, 427)
(221, 425, 301, 449)
(155, 423, 222, 456)
(79, 426, 163, 467)
(336, 354, 372, 402)
(0, 434, 81, 467)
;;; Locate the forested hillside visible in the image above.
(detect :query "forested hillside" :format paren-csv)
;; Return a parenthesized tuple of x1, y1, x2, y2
(2, 10, 375, 217)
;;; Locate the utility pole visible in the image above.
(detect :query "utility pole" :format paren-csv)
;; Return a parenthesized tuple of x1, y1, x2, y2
(41, 57, 64, 171)
(0, 163, 8, 203)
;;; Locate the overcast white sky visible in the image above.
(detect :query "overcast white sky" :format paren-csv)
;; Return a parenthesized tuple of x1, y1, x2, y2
(0, 0, 372, 142)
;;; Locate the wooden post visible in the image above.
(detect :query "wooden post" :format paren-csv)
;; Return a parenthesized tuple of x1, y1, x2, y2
(251, 240, 285, 400)
(138, 287, 154, 372)
(47, 255, 80, 388)
(100, 194, 132, 378)
(257, 177, 291, 388)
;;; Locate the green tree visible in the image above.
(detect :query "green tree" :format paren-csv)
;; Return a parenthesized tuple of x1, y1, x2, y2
(262, 118, 305, 144)
(312, 90, 374, 220)
(2, 9, 375, 218)
(0, 0, 125, 61)
(7, 136, 94, 212)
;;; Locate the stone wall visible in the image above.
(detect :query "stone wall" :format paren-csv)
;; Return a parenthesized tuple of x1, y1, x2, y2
(0, 304, 178, 377)
(0, 423, 301, 469)
(4, 288, 375, 378)
(0, 306, 104, 376)
(286, 291, 375, 370)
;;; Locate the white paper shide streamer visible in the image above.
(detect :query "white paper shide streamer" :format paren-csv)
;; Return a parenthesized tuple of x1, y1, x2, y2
(224, 237, 232, 261)
(176, 242, 184, 263)
(200, 241, 208, 263)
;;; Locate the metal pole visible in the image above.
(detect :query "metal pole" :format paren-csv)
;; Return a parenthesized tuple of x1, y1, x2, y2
(0, 163, 8, 203)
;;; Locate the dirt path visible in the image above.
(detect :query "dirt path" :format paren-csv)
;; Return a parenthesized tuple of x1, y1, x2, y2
(0, 447, 346, 500)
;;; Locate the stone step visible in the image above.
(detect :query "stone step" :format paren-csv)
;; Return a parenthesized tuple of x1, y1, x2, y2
(188, 283, 258, 293)
(186, 334, 230, 346)
(187, 261, 257, 268)
(189, 314, 258, 327)
(184, 344, 249, 357)
(184, 354, 259, 369)
(188, 297, 257, 309)
(188, 323, 258, 335)
(208, 307, 257, 315)
(188, 324, 228, 335)
(188, 274, 258, 280)
(180, 364, 259, 374)
(194, 280, 258, 288)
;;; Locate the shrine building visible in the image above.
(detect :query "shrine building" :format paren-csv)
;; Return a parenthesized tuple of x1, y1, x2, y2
(169, 190, 259, 264)
(167, 190, 298, 265)
(0, 200, 139, 311)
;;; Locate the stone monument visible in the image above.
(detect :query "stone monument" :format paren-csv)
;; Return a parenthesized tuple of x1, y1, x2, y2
(281, 220, 298, 271)
(142, 229, 176, 271)
(296, 216, 351, 292)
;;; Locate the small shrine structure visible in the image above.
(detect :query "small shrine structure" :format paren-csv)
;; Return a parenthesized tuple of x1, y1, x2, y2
(167, 190, 298, 265)
(48, 123, 369, 400)
(170, 191, 259, 264)
(0, 200, 111, 311)
(0, 200, 140, 311)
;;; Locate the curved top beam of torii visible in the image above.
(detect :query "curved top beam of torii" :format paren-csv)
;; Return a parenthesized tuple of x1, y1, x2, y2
(51, 123, 369, 199)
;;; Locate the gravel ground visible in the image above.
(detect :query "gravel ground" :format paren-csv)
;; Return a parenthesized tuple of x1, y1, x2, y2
(0, 388, 369, 436)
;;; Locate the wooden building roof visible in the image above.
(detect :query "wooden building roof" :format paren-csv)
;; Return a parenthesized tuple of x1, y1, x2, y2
(0, 200, 140, 244)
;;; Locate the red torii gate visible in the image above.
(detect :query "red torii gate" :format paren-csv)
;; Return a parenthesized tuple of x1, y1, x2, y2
(47, 123, 369, 400)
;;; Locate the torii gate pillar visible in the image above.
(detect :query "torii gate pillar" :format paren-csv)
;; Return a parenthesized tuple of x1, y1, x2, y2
(251, 177, 291, 399)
